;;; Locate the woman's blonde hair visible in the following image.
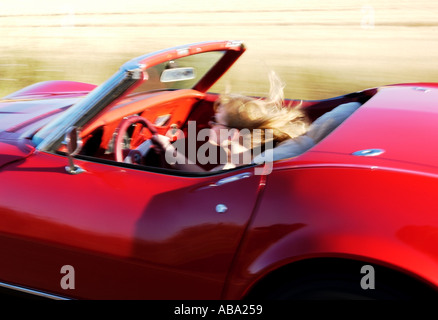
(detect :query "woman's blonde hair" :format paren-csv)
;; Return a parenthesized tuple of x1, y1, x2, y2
(215, 71, 309, 148)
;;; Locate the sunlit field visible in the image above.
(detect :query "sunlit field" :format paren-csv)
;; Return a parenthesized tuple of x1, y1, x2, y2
(1, 0, 438, 100)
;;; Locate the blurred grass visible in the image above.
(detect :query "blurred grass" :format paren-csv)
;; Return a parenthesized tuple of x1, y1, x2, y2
(1, 0, 438, 100)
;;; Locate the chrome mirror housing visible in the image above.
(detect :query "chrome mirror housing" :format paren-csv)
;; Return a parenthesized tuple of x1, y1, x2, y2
(63, 127, 85, 175)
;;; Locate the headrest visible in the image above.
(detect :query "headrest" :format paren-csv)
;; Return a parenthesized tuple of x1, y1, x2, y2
(252, 101, 362, 164)
(307, 101, 362, 143)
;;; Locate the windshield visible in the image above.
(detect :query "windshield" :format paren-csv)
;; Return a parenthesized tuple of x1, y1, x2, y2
(31, 47, 231, 151)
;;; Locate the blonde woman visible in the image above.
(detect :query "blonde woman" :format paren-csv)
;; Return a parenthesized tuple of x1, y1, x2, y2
(152, 72, 309, 171)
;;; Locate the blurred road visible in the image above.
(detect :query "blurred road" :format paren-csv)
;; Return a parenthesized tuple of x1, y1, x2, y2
(1, 0, 438, 99)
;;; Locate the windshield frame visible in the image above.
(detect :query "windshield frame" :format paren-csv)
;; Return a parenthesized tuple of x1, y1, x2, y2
(32, 40, 245, 152)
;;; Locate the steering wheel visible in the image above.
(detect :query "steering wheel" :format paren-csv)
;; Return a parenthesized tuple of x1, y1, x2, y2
(114, 115, 161, 163)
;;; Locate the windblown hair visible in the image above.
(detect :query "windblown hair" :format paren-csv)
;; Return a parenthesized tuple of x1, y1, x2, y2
(215, 71, 309, 148)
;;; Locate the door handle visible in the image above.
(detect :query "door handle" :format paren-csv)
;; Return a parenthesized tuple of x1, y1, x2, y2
(211, 172, 252, 187)
(196, 172, 253, 191)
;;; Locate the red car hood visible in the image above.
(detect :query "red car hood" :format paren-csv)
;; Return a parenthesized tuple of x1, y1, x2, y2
(0, 96, 82, 134)
(0, 138, 36, 169)
(0, 80, 95, 135)
(0, 88, 88, 168)
(310, 85, 438, 172)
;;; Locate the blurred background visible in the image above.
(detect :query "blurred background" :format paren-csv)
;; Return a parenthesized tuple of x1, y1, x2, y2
(1, 0, 438, 100)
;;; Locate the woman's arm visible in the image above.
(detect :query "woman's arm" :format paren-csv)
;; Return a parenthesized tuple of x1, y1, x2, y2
(151, 134, 207, 172)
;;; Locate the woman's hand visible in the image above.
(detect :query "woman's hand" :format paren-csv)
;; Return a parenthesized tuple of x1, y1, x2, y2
(151, 134, 172, 153)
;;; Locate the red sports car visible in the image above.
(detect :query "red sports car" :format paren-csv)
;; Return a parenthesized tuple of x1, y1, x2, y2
(1, 40, 438, 300)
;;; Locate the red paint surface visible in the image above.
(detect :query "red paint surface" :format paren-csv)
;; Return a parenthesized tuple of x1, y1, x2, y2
(1, 42, 438, 299)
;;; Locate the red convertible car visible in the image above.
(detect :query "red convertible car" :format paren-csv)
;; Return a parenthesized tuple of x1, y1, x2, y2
(1, 40, 438, 300)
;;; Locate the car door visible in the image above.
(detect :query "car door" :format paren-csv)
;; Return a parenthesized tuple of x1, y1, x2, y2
(0, 150, 265, 299)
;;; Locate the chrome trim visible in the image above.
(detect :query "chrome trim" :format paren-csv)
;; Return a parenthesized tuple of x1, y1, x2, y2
(65, 165, 86, 175)
(352, 149, 385, 157)
(154, 114, 172, 127)
(0, 281, 71, 300)
(213, 172, 252, 186)
(130, 68, 143, 80)
(216, 204, 228, 213)
(226, 40, 244, 48)
(176, 48, 190, 56)
(413, 87, 431, 93)
(63, 127, 86, 175)
(196, 172, 253, 191)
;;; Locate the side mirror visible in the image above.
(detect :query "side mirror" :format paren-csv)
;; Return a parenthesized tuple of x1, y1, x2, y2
(64, 127, 85, 174)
